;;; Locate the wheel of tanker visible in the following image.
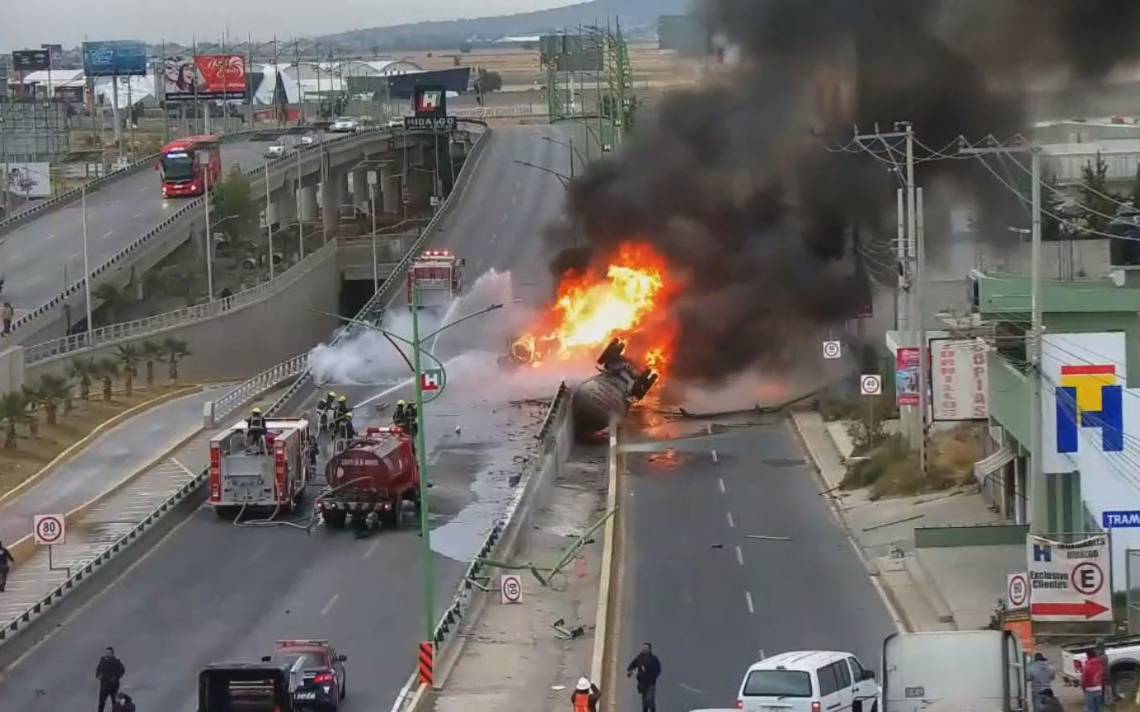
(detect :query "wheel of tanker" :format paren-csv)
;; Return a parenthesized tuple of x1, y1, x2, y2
(323, 510, 347, 529)
(382, 499, 403, 529)
(597, 338, 623, 366)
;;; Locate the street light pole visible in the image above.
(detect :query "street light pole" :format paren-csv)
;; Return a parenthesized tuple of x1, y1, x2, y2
(265, 159, 275, 281)
(297, 140, 306, 259)
(204, 162, 214, 301)
(370, 182, 379, 292)
(82, 185, 94, 342)
(410, 283, 434, 647)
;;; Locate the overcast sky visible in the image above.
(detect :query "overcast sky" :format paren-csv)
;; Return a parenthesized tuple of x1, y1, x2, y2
(0, 1, 578, 52)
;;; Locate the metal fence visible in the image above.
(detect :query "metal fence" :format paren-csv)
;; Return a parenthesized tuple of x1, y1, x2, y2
(1127, 548, 1140, 634)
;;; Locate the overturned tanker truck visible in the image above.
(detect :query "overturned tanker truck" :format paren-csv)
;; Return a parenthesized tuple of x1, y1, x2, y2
(571, 338, 658, 438)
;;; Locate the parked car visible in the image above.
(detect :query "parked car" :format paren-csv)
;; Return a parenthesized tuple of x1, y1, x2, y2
(1062, 635, 1140, 704)
(737, 650, 879, 712)
(388, 117, 406, 129)
(329, 117, 360, 133)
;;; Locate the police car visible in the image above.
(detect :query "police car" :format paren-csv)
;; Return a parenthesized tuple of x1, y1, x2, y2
(269, 639, 347, 711)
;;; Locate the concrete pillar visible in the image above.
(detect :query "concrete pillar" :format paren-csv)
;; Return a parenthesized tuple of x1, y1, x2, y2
(298, 185, 319, 223)
(322, 168, 346, 237)
(381, 172, 401, 215)
(351, 167, 369, 212)
(273, 185, 296, 226)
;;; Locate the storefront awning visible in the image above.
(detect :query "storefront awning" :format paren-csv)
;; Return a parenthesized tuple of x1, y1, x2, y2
(974, 444, 1015, 480)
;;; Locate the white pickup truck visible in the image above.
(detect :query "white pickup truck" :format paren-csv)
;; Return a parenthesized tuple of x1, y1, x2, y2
(1061, 635, 1140, 703)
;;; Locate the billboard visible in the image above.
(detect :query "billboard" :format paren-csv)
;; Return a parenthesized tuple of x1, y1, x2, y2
(1027, 534, 1111, 622)
(895, 347, 919, 407)
(162, 54, 247, 100)
(931, 338, 989, 421)
(414, 85, 447, 117)
(55, 85, 85, 104)
(41, 44, 63, 66)
(12, 49, 50, 72)
(83, 40, 148, 77)
(2, 163, 53, 199)
(540, 34, 603, 72)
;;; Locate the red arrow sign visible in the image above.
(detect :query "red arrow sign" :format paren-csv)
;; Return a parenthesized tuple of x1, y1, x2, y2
(1030, 599, 1110, 619)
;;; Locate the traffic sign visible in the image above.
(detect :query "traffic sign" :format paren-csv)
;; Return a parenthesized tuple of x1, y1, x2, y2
(860, 374, 882, 396)
(421, 368, 444, 392)
(33, 514, 65, 546)
(822, 340, 842, 360)
(1006, 572, 1029, 610)
(1072, 562, 1104, 595)
(500, 574, 522, 604)
(1027, 534, 1112, 622)
(1030, 599, 1110, 620)
(1103, 510, 1140, 528)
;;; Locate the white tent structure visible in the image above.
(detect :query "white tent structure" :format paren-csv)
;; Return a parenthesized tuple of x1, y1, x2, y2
(251, 64, 302, 105)
(91, 75, 157, 109)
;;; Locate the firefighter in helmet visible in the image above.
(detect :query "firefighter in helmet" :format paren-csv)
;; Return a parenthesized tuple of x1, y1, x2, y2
(393, 399, 408, 428)
(335, 410, 356, 441)
(316, 391, 334, 431)
(335, 394, 350, 421)
(247, 407, 268, 453)
(404, 401, 419, 437)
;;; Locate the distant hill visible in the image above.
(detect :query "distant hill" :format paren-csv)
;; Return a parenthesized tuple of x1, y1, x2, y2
(321, 0, 692, 53)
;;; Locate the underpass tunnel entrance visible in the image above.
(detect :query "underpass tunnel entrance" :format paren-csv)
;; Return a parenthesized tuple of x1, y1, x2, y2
(340, 277, 376, 318)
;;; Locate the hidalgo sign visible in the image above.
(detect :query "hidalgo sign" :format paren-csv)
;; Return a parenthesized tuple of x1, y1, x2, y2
(1026, 534, 1111, 622)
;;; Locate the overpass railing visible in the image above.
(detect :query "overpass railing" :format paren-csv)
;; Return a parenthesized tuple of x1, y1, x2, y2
(23, 238, 344, 366)
(0, 129, 268, 237)
(11, 128, 404, 337)
(214, 353, 310, 422)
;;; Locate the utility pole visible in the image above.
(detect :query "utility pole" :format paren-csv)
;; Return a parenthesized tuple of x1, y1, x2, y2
(296, 139, 305, 259)
(265, 159, 275, 281)
(916, 185, 928, 477)
(409, 282, 435, 648)
(370, 180, 379, 292)
(204, 165, 214, 301)
(958, 139, 1045, 532)
(82, 185, 94, 342)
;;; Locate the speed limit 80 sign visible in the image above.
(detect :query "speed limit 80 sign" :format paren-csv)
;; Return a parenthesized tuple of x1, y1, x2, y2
(34, 514, 66, 546)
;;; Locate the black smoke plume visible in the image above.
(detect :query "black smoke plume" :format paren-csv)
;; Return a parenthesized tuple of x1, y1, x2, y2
(554, 0, 1140, 383)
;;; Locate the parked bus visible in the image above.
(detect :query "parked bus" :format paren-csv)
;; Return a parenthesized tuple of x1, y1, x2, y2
(157, 135, 222, 198)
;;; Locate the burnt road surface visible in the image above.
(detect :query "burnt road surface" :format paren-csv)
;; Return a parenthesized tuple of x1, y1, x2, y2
(615, 418, 896, 710)
(0, 126, 573, 711)
(0, 138, 298, 327)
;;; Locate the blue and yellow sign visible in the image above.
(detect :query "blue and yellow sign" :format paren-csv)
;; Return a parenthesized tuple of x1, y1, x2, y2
(1056, 364, 1123, 453)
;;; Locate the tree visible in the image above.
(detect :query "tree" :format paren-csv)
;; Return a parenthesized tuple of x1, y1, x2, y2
(162, 337, 191, 383)
(476, 68, 502, 93)
(0, 392, 30, 448)
(95, 358, 120, 401)
(92, 283, 127, 325)
(68, 358, 96, 400)
(141, 340, 164, 387)
(1078, 152, 1120, 236)
(21, 386, 41, 438)
(212, 166, 258, 244)
(458, 41, 472, 54)
(116, 343, 142, 396)
(36, 374, 71, 425)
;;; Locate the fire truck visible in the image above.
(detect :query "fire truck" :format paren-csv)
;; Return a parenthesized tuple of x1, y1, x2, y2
(407, 250, 465, 311)
(157, 134, 222, 198)
(316, 426, 420, 531)
(208, 416, 313, 518)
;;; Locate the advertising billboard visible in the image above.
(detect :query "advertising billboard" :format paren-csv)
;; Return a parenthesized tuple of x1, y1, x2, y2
(12, 49, 50, 72)
(83, 40, 148, 77)
(162, 54, 247, 100)
(895, 347, 919, 407)
(414, 85, 447, 117)
(931, 338, 989, 421)
(1027, 534, 1111, 622)
(2, 163, 53, 199)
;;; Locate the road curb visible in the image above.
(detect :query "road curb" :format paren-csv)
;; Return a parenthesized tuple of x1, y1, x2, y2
(0, 384, 201, 511)
(590, 426, 620, 688)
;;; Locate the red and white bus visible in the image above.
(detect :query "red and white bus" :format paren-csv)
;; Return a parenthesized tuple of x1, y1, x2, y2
(157, 135, 222, 198)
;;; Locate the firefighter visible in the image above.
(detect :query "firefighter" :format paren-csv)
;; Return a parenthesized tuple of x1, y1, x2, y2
(247, 407, 268, 453)
(335, 410, 356, 441)
(316, 394, 332, 433)
(393, 400, 408, 428)
(335, 394, 350, 421)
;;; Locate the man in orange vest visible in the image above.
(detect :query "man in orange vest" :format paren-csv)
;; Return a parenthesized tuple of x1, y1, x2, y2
(570, 676, 601, 712)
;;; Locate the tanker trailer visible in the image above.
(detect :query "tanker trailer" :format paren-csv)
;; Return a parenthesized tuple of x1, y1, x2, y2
(571, 338, 658, 438)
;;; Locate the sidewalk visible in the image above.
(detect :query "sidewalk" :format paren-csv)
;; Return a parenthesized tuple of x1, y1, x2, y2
(433, 446, 605, 712)
(0, 383, 283, 631)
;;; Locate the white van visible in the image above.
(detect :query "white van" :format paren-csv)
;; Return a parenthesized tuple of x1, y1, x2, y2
(736, 650, 880, 712)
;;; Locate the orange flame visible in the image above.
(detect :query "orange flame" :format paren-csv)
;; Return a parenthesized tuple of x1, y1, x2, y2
(515, 242, 677, 376)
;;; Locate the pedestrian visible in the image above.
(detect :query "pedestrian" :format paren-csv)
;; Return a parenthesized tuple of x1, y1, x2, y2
(96, 646, 126, 712)
(1, 301, 13, 335)
(1037, 689, 1064, 712)
(626, 642, 662, 712)
(1080, 646, 1106, 712)
(0, 539, 13, 592)
(570, 675, 601, 712)
(1031, 652, 1056, 700)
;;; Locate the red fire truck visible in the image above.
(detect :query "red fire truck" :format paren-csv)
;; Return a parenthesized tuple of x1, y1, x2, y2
(157, 134, 222, 198)
(208, 416, 313, 518)
(407, 250, 464, 311)
(316, 426, 420, 531)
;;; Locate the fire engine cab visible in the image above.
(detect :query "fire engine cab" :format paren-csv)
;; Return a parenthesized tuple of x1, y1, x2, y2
(408, 250, 464, 311)
(209, 416, 312, 519)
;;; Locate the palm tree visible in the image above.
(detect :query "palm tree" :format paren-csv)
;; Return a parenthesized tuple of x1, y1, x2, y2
(21, 386, 41, 438)
(0, 392, 30, 448)
(95, 358, 120, 401)
(68, 358, 96, 401)
(36, 374, 71, 425)
(115, 343, 142, 396)
(162, 337, 191, 383)
(92, 283, 126, 325)
(141, 341, 164, 387)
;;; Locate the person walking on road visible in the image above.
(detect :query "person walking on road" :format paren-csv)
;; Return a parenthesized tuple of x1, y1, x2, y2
(0, 540, 13, 592)
(626, 642, 662, 712)
(96, 646, 126, 712)
(1081, 646, 1106, 712)
(1031, 652, 1056, 701)
(1037, 689, 1064, 712)
(570, 675, 601, 712)
(1, 301, 13, 335)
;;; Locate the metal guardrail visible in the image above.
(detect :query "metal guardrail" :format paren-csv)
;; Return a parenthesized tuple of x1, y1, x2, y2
(0, 124, 493, 655)
(11, 128, 402, 336)
(389, 382, 570, 712)
(0, 129, 267, 237)
(451, 105, 544, 119)
(24, 239, 340, 365)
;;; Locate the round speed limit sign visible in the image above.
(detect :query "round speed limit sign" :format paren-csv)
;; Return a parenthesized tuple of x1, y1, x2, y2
(860, 374, 882, 396)
(1006, 572, 1029, 609)
(34, 514, 66, 546)
(500, 574, 522, 604)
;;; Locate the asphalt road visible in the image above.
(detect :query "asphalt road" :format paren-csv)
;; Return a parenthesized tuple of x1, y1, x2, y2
(0, 140, 279, 325)
(0, 126, 573, 711)
(615, 418, 896, 710)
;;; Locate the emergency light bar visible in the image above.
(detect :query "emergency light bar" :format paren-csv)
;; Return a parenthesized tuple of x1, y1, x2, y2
(275, 639, 330, 648)
(421, 250, 451, 257)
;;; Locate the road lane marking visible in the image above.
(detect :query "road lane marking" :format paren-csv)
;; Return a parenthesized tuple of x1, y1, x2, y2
(717, 477, 726, 493)
(320, 593, 340, 616)
(489, 232, 498, 244)
(726, 511, 735, 528)
(101, 230, 114, 240)
(678, 683, 703, 695)
(735, 545, 743, 566)
(44, 233, 56, 241)
(364, 539, 381, 559)
(170, 458, 197, 477)
(711, 449, 719, 463)
(745, 591, 754, 614)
